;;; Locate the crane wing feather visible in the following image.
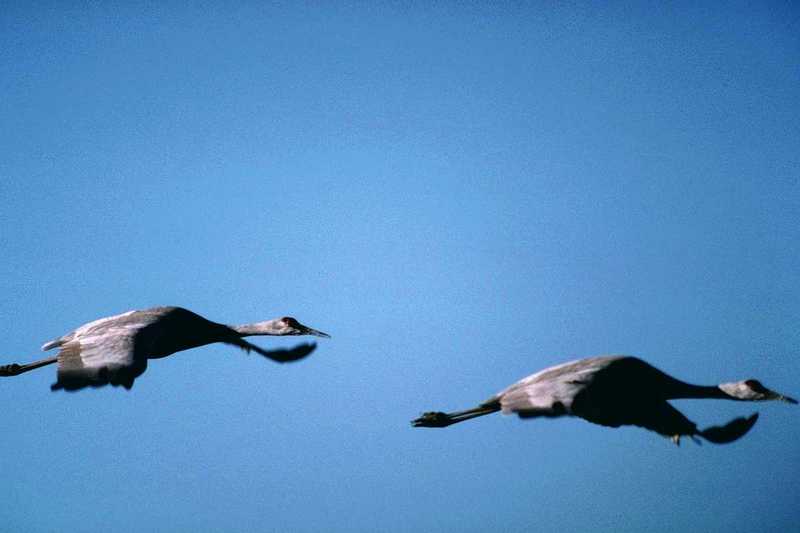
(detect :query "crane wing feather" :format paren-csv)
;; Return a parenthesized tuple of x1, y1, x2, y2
(224, 338, 317, 363)
(627, 401, 698, 437)
(51, 324, 152, 391)
(492, 356, 631, 416)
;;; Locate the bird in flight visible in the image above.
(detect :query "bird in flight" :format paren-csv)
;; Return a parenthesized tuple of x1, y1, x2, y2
(412, 355, 796, 445)
(0, 306, 330, 391)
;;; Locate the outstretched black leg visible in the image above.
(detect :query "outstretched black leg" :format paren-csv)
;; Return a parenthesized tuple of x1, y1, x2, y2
(0, 356, 59, 377)
(412, 404, 501, 428)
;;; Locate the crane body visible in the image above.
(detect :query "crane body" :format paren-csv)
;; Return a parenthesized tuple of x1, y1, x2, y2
(413, 355, 796, 445)
(1, 306, 329, 391)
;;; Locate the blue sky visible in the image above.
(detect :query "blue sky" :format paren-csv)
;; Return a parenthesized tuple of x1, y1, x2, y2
(1, 2, 798, 532)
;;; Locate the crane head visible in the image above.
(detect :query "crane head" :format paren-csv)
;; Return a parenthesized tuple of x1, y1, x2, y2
(279, 317, 331, 338)
(719, 379, 798, 403)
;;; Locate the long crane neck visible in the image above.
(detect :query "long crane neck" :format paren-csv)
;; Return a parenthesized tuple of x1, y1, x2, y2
(231, 320, 283, 337)
(666, 380, 732, 400)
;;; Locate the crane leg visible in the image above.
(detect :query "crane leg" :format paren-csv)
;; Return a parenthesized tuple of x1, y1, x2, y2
(412, 405, 501, 428)
(0, 356, 59, 377)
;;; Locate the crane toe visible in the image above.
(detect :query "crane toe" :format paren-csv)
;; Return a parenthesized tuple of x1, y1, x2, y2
(412, 412, 451, 428)
(0, 364, 22, 376)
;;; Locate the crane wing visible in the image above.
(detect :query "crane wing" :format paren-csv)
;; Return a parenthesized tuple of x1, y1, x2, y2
(699, 413, 759, 444)
(50, 325, 151, 391)
(497, 379, 579, 417)
(492, 355, 632, 417)
(626, 401, 698, 438)
(224, 338, 317, 363)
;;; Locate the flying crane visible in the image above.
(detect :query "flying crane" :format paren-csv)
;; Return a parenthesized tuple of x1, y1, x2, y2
(0, 306, 329, 391)
(413, 355, 796, 444)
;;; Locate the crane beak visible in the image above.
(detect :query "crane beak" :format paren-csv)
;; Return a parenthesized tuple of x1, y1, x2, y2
(298, 324, 331, 338)
(746, 381, 797, 403)
(767, 391, 798, 404)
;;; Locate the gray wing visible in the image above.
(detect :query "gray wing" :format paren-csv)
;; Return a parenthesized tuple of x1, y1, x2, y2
(495, 379, 577, 418)
(50, 326, 151, 391)
(627, 401, 698, 437)
(623, 402, 758, 444)
(224, 337, 317, 363)
(699, 413, 759, 444)
(492, 355, 631, 417)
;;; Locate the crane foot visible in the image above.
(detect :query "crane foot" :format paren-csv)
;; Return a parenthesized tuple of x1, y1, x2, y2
(412, 412, 452, 428)
(0, 364, 23, 377)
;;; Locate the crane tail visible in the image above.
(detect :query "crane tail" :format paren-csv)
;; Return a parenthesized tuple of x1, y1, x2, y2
(41, 339, 63, 351)
(412, 403, 501, 428)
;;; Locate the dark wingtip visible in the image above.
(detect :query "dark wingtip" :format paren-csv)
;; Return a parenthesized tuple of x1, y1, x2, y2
(284, 342, 317, 362)
(269, 342, 317, 363)
(700, 412, 759, 444)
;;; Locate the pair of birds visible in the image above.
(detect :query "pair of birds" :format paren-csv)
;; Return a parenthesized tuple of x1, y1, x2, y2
(1, 306, 796, 445)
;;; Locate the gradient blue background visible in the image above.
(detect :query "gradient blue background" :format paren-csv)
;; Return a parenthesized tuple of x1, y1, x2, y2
(1, 3, 798, 532)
